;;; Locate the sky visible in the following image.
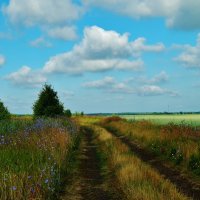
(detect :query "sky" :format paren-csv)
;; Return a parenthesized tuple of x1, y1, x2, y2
(0, 0, 200, 114)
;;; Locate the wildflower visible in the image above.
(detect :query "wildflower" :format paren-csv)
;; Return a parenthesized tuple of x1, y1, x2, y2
(45, 179, 49, 184)
(12, 186, 17, 191)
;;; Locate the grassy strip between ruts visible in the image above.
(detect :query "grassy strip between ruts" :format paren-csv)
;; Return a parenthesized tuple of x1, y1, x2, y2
(91, 124, 190, 200)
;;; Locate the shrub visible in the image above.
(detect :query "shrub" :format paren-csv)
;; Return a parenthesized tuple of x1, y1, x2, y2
(33, 84, 64, 118)
(102, 116, 123, 123)
(188, 154, 200, 175)
(0, 100, 11, 120)
(64, 109, 72, 118)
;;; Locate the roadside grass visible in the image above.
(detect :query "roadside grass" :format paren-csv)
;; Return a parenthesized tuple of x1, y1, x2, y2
(0, 119, 33, 136)
(0, 118, 79, 200)
(100, 117, 200, 177)
(92, 125, 190, 200)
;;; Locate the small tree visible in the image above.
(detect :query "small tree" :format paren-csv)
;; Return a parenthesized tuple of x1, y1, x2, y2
(81, 111, 84, 116)
(64, 109, 72, 118)
(0, 100, 11, 120)
(33, 84, 64, 117)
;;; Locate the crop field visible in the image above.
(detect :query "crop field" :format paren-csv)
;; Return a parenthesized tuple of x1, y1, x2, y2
(121, 114, 200, 126)
(2, 116, 200, 199)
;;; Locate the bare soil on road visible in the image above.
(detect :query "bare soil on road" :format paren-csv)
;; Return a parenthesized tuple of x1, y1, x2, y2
(61, 126, 116, 200)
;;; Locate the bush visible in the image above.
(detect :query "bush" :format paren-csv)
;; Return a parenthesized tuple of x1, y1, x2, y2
(64, 109, 72, 118)
(0, 100, 11, 120)
(103, 116, 123, 123)
(33, 84, 64, 118)
(188, 154, 200, 175)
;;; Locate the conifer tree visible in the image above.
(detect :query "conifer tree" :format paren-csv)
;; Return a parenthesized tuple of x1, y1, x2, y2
(33, 84, 64, 117)
(0, 100, 11, 120)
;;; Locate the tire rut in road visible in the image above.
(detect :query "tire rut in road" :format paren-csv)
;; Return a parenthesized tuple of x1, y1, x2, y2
(78, 126, 113, 200)
(103, 126, 200, 200)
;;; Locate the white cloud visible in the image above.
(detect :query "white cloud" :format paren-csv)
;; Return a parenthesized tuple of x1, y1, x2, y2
(139, 71, 169, 84)
(174, 34, 200, 68)
(43, 26, 164, 74)
(83, 76, 134, 94)
(3, 0, 82, 26)
(166, 0, 200, 30)
(138, 85, 178, 96)
(6, 66, 47, 87)
(47, 26, 77, 41)
(112, 83, 134, 94)
(83, 77, 115, 88)
(30, 37, 52, 48)
(83, 0, 200, 30)
(83, 0, 177, 18)
(0, 55, 5, 66)
(3, 0, 83, 41)
(131, 38, 165, 56)
(83, 76, 178, 96)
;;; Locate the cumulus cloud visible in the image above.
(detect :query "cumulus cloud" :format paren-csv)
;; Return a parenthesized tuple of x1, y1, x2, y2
(166, 0, 200, 30)
(3, 0, 82, 26)
(83, 0, 200, 30)
(43, 26, 164, 74)
(138, 85, 178, 96)
(174, 34, 200, 68)
(47, 26, 77, 41)
(5, 66, 47, 87)
(0, 55, 5, 66)
(83, 76, 134, 94)
(3, 0, 200, 31)
(139, 71, 169, 84)
(83, 76, 178, 96)
(83, 0, 176, 18)
(3, 0, 83, 40)
(83, 76, 115, 88)
(30, 37, 52, 48)
(131, 38, 165, 56)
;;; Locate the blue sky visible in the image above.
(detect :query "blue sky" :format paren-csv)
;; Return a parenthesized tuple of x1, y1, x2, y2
(0, 0, 200, 114)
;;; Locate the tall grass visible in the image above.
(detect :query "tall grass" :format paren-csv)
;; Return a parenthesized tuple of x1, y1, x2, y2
(92, 125, 189, 200)
(0, 118, 79, 200)
(100, 117, 200, 176)
(0, 119, 33, 136)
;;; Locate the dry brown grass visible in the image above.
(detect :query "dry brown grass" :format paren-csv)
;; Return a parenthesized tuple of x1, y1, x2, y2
(93, 125, 190, 200)
(102, 119, 200, 165)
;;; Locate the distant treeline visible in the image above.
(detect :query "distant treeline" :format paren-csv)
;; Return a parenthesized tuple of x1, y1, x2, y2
(87, 112, 200, 116)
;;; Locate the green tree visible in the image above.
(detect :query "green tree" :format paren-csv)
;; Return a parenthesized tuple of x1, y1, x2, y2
(0, 100, 11, 120)
(81, 111, 84, 116)
(64, 109, 72, 118)
(33, 84, 64, 117)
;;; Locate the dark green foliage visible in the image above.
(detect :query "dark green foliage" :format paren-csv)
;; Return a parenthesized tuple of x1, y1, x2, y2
(64, 109, 72, 118)
(33, 84, 64, 117)
(188, 154, 200, 175)
(168, 147, 183, 165)
(0, 100, 11, 120)
(150, 141, 183, 165)
(81, 111, 84, 116)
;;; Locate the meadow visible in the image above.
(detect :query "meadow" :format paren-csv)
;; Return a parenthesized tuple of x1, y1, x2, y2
(0, 117, 79, 200)
(100, 117, 200, 178)
(1, 115, 200, 199)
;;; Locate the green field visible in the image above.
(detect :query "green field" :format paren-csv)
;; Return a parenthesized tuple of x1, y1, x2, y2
(121, 114, 200, 126)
